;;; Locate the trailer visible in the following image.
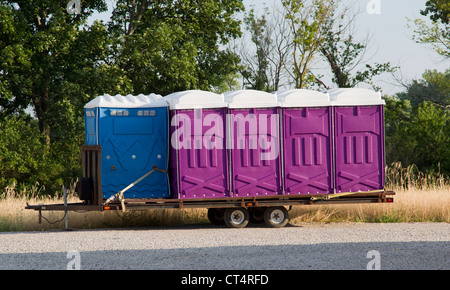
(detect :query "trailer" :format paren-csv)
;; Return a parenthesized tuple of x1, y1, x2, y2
(25, 89, 395, 228)
(26, 191, 395, 228)
(25, 144, 394, 229)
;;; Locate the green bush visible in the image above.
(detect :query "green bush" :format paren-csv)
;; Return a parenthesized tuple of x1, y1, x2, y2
(0, 115, 80, 197)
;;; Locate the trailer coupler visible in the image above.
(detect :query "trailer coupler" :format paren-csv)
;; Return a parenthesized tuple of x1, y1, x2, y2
(310, 189, 386, 201)
(103, 166, 168, 212)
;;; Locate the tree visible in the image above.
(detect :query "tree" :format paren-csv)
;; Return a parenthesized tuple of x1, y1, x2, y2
(281, 0, 338, 89)
(384, 97, 415, 167)
(421, 0, 450, 24)
(385, 69, 450, 175)
(318, 8, 397, 90)
(385, 98, 450, 175)
(407, 102, 450, 173)
(0, 1, 131, 195)
(240, 7, 271, 91)
(0, 1, 246, 195)
(410, 0, 450, 58)
(238, 5, 292, 91)
(0, 0, 127, 145)
(238, 0, 396, 92)
(397, 69, 449, 109)
(109, 0, 244, 95)
(0, 115, 52, 192)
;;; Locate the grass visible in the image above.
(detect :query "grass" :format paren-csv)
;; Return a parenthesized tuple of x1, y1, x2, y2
(289, 188, 449, 223)
(0, 163, 449, 231)
(0, 188, 209, 231)
(290, 162, 450, 224)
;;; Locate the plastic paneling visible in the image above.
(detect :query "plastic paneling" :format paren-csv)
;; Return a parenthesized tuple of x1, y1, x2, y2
(229, 108, 281, 196)
(170, 108, 229, 199)
(334, 106, 385, 192)
(98, 107, 170, 199)
(282, 107, 333, 194)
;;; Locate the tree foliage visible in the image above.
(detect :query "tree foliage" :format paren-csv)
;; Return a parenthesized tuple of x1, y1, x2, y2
(0, 0, 244, 196)
(410, 0, 450, 58)
(0, 0, 118, 145)
(421, 0, 450, 24)
(238, 0, 396, 91)
(0, 115, 64, 193)
(397, 69, 450, 108)
(238, 5, 292, 92)
(319, 11, 397, 90)
(385, 70, 450, 175)
(282, 0, 338, 88)
(239, 7, 272, 91)
(109, 0, 244, 95)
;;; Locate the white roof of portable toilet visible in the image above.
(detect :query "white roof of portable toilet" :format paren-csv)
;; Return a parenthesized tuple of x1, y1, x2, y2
(84, 93, 167, 108)
(224, 90, 279, 108)
(164, 90, 226, 109)
(326, 88, 385, 106)
(276, 89, 331, 107)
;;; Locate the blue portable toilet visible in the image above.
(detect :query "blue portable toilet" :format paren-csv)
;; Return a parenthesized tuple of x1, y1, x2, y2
(84, 94, 170, 199)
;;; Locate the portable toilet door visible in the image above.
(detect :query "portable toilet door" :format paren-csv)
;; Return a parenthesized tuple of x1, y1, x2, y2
(84, 94, 170, 199)
(224, 90, 282, 197)
(165, 90, 229, 199)
(328, 88, 385, 193)
(277, 89, 333, 195)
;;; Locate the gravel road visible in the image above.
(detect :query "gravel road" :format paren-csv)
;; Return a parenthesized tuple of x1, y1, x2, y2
(0, 222, 448, 270)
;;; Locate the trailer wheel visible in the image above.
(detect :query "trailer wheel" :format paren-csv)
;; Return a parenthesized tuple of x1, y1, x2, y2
(264, 206, 289, 228)
(224, 208, 249, 228)
(207, 208, 225, 225)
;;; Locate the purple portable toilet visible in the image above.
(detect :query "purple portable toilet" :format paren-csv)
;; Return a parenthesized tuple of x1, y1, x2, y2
(165, 90, 229, 199)
(224, 90, 282, 197)
(277, 89, 333, 195)
(328, 88, 385, 193)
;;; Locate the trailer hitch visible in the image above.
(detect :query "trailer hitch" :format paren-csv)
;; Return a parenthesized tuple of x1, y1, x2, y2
(103, 166, 168, 212)
(310, 190, 385, 201)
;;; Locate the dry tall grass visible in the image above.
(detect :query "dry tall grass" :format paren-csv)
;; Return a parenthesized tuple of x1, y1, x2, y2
(291, 162, 450, 223)
(1, 162, 448, 231)
(0, 183, 209, 231)
(289, 188, 449, 223)
(0, 191, 209, 232)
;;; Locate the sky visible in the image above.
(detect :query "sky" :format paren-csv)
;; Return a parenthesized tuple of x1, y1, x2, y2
(89, 0, 449, 96)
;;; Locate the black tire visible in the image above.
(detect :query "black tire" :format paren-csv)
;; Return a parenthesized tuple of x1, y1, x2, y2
(224, 207, 249, 228)
(264, 206, 289, 228)
(207, 208, 225, 225)
(77, 177, 93, 201)
(249, 207, 265, 224)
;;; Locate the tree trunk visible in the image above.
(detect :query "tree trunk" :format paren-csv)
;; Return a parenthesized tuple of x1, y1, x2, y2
(32, 87, 51, 145)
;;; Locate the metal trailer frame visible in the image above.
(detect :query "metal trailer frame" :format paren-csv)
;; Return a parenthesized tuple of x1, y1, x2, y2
(25, 145, 395, 227)
(26, 191, 395, 211)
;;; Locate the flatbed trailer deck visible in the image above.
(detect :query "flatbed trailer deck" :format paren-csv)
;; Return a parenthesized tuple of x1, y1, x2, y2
(26, 190, 395, 228)
(26, 190, 395, 212)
